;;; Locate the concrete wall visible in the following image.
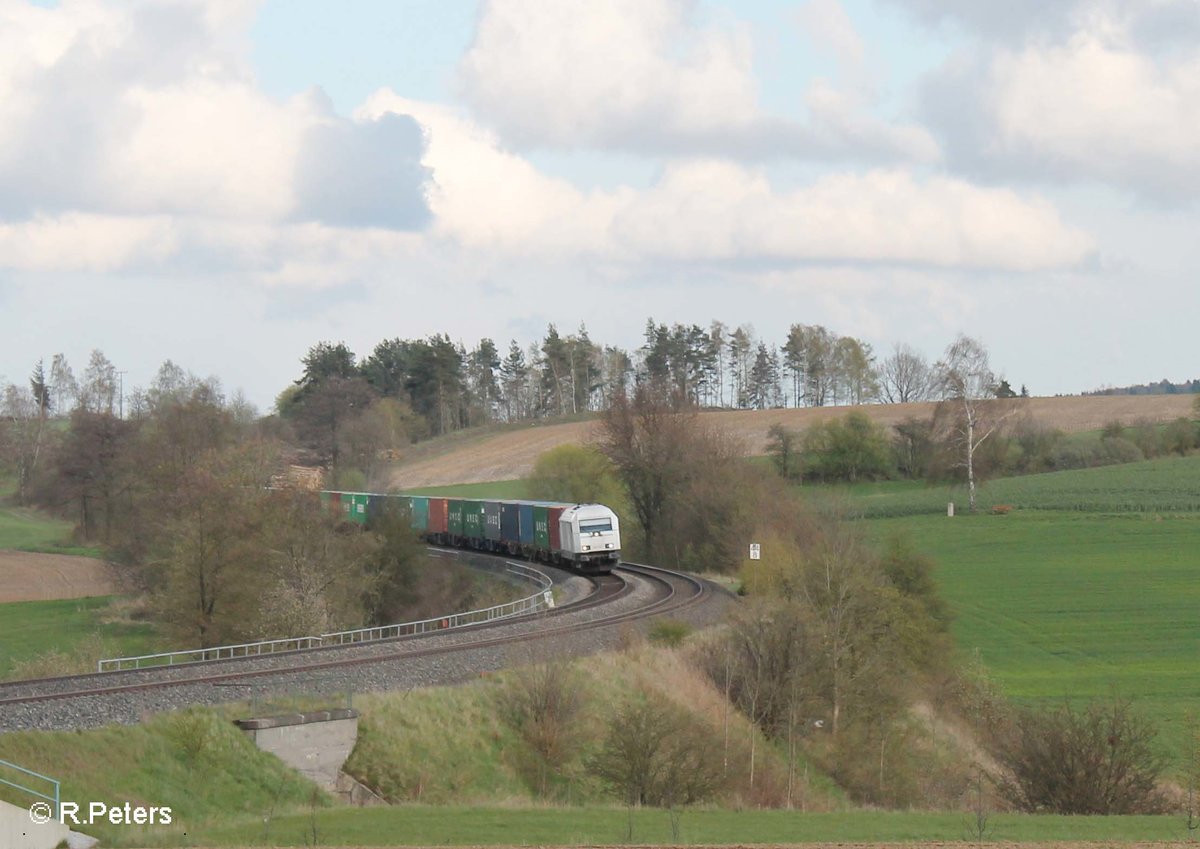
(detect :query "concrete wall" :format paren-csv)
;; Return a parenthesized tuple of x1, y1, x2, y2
(237, 709, 358, 789)
(0, 798, 70, 849)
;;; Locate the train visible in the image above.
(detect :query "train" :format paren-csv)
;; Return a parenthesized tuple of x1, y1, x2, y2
(318, 490, 622, 574)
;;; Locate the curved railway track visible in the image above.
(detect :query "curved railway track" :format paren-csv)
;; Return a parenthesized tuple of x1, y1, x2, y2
(0, 558, 719, 729)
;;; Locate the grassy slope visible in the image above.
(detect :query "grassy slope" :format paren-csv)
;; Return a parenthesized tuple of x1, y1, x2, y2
(0, 596, 158, 678)
(0, 709, 321, 848)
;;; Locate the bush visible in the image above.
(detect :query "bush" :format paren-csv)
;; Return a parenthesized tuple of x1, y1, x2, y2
(992, 699, 1167, 814)
(648, 619, 692, 647)
(1098, 436, 1143, 465)
(801, 411, 892, 482)
(1163, 417, 1198, 456)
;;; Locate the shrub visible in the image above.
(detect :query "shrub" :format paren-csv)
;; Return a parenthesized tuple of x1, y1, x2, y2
(1163, 417, 1197, 456)
(648, 619, 692, 647)
(992, 699, 1167, 814)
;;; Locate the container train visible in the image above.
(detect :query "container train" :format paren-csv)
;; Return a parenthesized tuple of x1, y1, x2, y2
(319, 490, 622, 574)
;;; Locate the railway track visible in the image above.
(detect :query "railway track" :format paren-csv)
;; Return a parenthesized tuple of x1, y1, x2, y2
(0, 559, 718, 730)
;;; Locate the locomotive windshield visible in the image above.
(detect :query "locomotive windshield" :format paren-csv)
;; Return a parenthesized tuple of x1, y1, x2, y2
(580, 519, 613, 533)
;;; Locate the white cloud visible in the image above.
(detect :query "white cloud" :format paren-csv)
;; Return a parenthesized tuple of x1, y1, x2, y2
(0, 0, 429, 225)
(909, 0, 1200, 200)
(457, 0, 937, 163)
(0, 213, 178, 272)
(364, 91, 1093, 272)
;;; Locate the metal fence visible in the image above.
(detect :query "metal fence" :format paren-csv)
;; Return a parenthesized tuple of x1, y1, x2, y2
(98, 562, 552, 673)
(0, 759, 59, 819)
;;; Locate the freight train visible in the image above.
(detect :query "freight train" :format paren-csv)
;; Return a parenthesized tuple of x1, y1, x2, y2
(319, 490, 622, 574)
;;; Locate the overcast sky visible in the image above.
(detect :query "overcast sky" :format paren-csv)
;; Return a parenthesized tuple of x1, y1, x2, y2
(1, 0, 1196, 411)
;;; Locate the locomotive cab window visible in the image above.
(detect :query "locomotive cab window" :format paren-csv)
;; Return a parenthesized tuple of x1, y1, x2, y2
(580, 519, 613, 533)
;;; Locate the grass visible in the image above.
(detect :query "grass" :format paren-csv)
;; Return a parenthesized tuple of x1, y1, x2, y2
(863, 510, 1200, 755)
(841, 454, 1200, 517)
(0, 708, 321, 848)
(0, 501, 99, 555)
(0, 596, 158, 678)
(103, 805, 1191, 847)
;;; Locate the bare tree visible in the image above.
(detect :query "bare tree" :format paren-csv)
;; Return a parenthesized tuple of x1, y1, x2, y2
(877, 343, 933, 404)
(935, 335, 1015, 513)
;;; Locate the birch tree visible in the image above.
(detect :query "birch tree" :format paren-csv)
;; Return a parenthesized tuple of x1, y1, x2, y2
(935, 335, 1015, 513)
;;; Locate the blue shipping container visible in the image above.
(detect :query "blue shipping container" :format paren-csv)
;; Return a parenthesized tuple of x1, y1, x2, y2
(518, 503, 535, 544)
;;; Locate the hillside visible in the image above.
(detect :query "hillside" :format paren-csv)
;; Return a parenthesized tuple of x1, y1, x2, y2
(388, 394, 1195, 488)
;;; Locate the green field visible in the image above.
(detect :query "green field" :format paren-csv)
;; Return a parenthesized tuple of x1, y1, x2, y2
(0, 501, 98, 555)
(847, 456, 1200, 755)
(0, 596, 158, 679)
(105, 805, 1190, 847)
(844, 454, 1200, 517)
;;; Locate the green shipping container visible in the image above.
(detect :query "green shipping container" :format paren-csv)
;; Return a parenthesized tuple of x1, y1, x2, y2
(349, 493, 369, 525)
(533, 505, 550, 550)
(448, 499, 464, 536)
(463, 500, 484, 540)
(409, 496, 429, 531)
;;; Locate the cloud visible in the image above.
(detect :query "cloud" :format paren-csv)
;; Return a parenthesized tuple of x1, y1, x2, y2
(896, 0, 1200, 200)
(0, 0, 430, 226)
(293, 96, 432, 229)
(363, 91, 1093, 272)
(456, 0, 937, 164)
(0, 213, 178, 272)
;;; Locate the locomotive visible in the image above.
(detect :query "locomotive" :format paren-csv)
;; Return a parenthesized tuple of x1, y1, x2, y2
(319, 490, 622, 574)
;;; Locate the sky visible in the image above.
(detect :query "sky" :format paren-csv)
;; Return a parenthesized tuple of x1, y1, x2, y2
(1, 0, 1197, 411)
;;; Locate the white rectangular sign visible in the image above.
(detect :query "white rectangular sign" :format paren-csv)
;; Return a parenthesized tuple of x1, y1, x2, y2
(749, 543, 761, 560)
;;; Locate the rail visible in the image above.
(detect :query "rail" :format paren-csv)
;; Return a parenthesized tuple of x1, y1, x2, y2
(0, 759, 59, 819)
(97, 562, 553, 672)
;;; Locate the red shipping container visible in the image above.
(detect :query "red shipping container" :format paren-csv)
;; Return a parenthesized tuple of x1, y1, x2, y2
(428, 498, 449, 534)
(548, 506, 564, 552)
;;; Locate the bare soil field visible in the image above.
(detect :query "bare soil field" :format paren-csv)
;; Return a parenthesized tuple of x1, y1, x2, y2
(389, 395, 1195, 488)
(0, 551, 118, 602)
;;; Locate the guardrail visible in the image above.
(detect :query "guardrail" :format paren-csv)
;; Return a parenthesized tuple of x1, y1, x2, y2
(0, 759, 59, 819)
(97, 562, 552, 672)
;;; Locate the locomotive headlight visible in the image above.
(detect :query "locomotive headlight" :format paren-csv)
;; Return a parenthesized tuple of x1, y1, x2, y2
(582, 545, 591, 551)
(605, 543, 613, 549)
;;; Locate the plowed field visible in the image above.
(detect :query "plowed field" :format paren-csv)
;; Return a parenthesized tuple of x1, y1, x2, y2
(389, 395, 1195, 488)
(0, 550, 117, 602)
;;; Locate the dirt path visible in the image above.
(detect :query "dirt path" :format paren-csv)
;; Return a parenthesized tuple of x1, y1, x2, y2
(389, 395, 1196, 488)
(0, 551, 119, 602)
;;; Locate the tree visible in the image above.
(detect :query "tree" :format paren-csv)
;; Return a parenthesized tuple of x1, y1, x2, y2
(935, 335, 1015, 513)
(1, 381, 50, 503)
(528, 444, 624, 507)
(588, 688, 725, 809)
(292, 376, 376, 468)
(597, 384, 745, 570)
(151, 441, 279, 646)
(877, 343, 933, 404)
(298, 341, 357, 392)
(800, 412, 892, 483)
(496, 654, 587, 797)
(766, 423, 800, 479)
(80, 349, 117, 415)
(49, 354, 78, 414)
